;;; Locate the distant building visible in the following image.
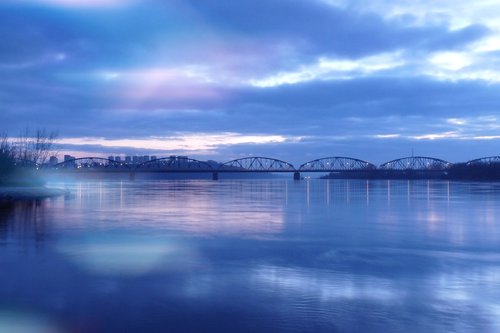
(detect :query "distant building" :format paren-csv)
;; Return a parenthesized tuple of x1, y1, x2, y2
(108, 156, 114, 161)
(115, 156, 122, 162)
(63, 155, 76, 167)
(132, 156, 139, 164)
(151, 155, 157, 161)
(49, 156, 58, 165)
(125, 156, 132, 163)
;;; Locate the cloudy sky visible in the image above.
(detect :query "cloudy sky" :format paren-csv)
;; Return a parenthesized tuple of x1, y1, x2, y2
(1, 0, 500, 165)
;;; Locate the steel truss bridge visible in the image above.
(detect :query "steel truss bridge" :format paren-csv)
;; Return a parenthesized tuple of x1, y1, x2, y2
(465, 156, 500, 166)
(44, 155, 500, 180)
(379, 156, 452, 171)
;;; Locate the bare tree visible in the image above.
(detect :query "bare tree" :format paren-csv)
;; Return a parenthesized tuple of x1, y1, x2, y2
(0, 133, 16, 177)
(15, 128, 58, 165)
(0, 133, 15, 161)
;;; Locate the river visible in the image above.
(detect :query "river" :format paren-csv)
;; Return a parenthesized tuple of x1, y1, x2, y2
(0, 179, 499, 332)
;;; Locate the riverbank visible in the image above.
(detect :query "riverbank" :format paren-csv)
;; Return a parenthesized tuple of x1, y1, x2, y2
(0, 186, 68, 201)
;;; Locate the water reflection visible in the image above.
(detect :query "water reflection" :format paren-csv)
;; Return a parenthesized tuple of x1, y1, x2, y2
(0, 200, 53, 247)
(45, 181, 287, 238)
(3, 179, 500, 249)
(0, 179, 499, 332)
(0, 310, 63, 333)
(252, 264, 399, 302)
(56, 233, 199, 276)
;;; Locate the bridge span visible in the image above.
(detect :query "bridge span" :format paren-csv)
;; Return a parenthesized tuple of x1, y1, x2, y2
(46, 155, 500, 180)
(47, 155, 471, 180)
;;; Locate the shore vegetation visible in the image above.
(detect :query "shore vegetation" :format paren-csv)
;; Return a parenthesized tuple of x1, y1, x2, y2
(0, 129, 57, 187)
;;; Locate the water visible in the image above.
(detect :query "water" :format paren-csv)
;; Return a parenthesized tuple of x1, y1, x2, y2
(1, 179, 500, 333)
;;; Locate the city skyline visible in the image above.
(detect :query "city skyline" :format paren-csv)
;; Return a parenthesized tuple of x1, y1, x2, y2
(1, 0, 500, 165)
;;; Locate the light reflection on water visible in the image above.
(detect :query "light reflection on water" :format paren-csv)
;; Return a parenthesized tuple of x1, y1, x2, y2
(0, 179, 499, 332)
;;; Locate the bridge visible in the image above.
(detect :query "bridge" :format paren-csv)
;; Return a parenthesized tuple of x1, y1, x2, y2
(465, 156, 500, 166)
(53, 157, 131, 170)
(379, 156, 452, 171)
(43, 155, 482, 180)
(136, 156, 214, 172)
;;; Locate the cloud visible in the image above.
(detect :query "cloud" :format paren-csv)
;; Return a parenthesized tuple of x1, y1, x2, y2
(249, 52, 405, 87)
(7, 0, 133, 9)
(180, 0, 489, 59)
(236, 77, 500, 119)
(429, 51, 472, 71)
(323, 0, 500, 28)
(58, 133, 294, 152)
(0, 0, 499, 163)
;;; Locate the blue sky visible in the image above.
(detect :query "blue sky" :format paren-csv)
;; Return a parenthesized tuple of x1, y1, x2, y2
(1, 0, 499, 165)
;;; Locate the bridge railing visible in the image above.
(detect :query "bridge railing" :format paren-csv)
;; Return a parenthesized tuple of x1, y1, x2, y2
(466, 156, 500, 165)
(299, 157, 375, 172)
(219, 157, 296, 172)
(379, 156, 453, 171)
(45, 154, 498, 177)
(135, 156, 214, 172)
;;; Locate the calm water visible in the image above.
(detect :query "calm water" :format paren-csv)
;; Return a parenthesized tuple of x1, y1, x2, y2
(1, 179, 500, 333)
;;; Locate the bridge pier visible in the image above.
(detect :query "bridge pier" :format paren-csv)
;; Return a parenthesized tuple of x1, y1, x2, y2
(212, 172, 219, 181)
(293, 172, 301, 180)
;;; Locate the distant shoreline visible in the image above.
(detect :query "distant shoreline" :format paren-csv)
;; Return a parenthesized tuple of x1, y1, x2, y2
(320, 168, 500, 181)
(0, 186, 67, 201)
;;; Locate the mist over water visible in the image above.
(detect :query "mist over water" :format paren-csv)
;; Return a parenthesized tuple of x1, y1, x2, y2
(0, 179, 499, 332)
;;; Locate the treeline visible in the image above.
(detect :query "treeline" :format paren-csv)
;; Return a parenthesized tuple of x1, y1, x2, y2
(322, 163, 500, 180)
(0, 129, 57, 186)
(447, 163, 500, 180)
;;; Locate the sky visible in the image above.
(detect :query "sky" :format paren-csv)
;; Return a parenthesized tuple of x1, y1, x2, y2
(1, 0, 500, 165)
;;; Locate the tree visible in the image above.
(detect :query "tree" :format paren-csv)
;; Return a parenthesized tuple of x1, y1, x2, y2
(0, 133, 16, 173)
(0, 129, 58, 186)
(15, 128, 58, 166)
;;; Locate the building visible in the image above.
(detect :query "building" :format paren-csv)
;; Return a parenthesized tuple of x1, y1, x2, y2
(63, 155, 76, 168)
(49, 156, 58, 165)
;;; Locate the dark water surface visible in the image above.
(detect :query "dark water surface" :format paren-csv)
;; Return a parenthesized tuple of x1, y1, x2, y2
(1, 179, 500, 333)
